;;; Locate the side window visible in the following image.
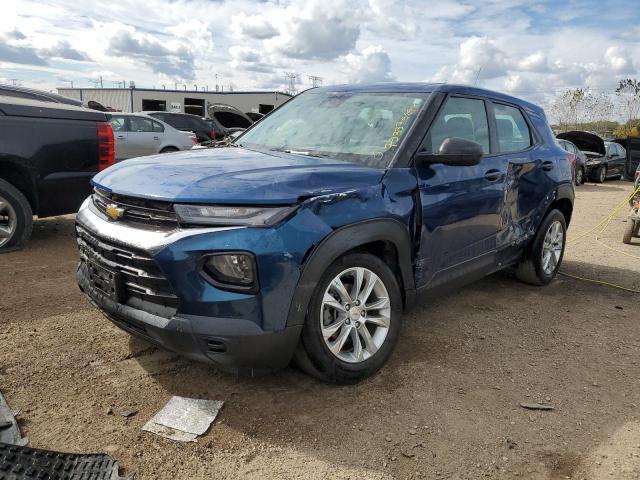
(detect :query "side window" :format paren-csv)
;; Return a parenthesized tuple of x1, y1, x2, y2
(152, 121, 164, 133)
(129, 117, 154, 132)
(109, 116, 127, 132)
(493, 103, 531, 153)
(425, 97, 490, 154)
(188, 117, 205, 131)
(167, 115, 188, 130)
(618, 145, 626, 157)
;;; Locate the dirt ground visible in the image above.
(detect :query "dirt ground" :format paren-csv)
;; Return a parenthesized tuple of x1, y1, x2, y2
(1, 180, 639, 480)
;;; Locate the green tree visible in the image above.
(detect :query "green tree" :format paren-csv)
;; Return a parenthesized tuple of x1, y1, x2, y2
(615, 78, 640, 137)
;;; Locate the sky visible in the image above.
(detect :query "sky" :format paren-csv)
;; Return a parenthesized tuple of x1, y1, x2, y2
(1, 0, 639, 108)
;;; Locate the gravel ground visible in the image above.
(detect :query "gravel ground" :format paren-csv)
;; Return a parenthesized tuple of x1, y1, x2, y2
(1, 180, 639, 479)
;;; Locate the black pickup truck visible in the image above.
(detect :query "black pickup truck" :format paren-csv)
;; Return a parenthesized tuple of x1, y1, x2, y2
(0, 91, 114, 252)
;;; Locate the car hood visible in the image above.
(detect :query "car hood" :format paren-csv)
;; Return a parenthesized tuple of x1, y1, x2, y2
(557, 131, 605, 156)
(92, 147, 385, 205)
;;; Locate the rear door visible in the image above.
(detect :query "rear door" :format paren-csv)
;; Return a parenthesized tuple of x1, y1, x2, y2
(414, 95, 507, 289)
(108, 115, 129, 160)
(127, 116, 161, 157)
(491, 101, 554, 261)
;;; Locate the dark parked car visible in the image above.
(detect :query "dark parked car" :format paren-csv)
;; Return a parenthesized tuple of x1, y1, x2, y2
(207, 103, 253, 131)
(557, 131, 626, 183)
(557, 138, 587, 185)
(0, 92, 113, 252)
(144, 111, 224, 143)
(76, 83, 573, 383)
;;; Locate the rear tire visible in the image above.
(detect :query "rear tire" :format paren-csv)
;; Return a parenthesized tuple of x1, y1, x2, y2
(594, 165, 607, 183)
(516, 209, 566, 286)
(575, 167, 584, 186)
(297, 253, 402, 384)
(0, 179, 33, 253)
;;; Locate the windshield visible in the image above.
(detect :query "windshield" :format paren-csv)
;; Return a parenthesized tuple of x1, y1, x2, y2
(237, 91, 429, 168)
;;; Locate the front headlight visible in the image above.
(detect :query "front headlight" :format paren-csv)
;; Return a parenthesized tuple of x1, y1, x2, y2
(173, 204, 296, 226)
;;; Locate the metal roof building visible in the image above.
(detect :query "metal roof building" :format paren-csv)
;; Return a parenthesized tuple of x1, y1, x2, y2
(56, 87, 292, 117)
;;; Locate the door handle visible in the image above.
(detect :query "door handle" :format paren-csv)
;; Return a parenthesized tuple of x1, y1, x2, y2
(116, 135, 125, 139)
(484, 169, 502, 182)
(153, 136, 160, 140)
(542, 160, 554, 171)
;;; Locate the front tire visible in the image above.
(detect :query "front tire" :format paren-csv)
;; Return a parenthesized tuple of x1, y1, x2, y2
(0, 179, 33, 253)
(516, 209, 567, 286)
(594, 165, 607, 183)
(297, 253, 402, 384)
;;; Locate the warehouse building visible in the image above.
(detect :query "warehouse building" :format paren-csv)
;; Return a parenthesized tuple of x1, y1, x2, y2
(56, 87, 292, 117)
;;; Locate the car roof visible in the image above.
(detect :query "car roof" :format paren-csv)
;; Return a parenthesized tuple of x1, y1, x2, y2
(143, 111, 202, 118)
(0, 84, 83, 106)
(311, 82, 543, 113)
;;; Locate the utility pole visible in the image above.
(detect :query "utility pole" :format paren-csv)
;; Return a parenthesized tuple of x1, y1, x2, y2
(215, 74, 219, 92)
(9, 79, 20, 86)
(99, 75, 103, 88)
(284, 72, 298, 95)
(308, 75, 323, 88)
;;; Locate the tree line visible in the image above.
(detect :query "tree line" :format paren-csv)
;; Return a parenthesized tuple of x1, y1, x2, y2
(548, 78, 640, 138)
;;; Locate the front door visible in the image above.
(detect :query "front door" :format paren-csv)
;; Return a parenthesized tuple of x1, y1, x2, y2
(414, 96, 507, 289)
(108, 115, 129, 161)
(127, 116, 161, 157)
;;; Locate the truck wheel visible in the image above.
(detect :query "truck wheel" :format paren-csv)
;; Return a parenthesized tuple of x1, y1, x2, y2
(0, 179, 33, 253)
(516, 209, 566, 286)
(575, 167, 584, 186)
(297, 252, 402, 384)
(623, 220, 635, 244)
(594, 165, 607, 183)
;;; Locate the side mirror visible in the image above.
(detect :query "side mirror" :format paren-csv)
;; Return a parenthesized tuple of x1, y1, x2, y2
(415, 137, 484, 167)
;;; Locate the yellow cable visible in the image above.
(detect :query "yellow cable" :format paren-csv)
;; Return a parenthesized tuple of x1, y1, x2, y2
(558, 271, 640, 294)
(567, 185, 639, 245)
(560, 185, 640, 294)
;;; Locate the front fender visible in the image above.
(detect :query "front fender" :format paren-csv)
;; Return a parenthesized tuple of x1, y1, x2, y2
(285, 218, 415, 327)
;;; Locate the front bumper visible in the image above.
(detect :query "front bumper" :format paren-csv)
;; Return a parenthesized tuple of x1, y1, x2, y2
(75, 198, 307, 375)
(77, 262, 301, 375)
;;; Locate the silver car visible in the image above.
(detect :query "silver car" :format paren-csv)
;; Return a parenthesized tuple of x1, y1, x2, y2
(107, 112, 196, 161)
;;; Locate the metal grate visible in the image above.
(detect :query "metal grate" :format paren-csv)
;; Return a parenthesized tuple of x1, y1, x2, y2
(92, 187, 178, 228)
(76, 224, 178, 316)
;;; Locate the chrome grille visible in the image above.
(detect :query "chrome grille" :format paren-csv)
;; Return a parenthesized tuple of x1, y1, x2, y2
(92, 188, 178, 228)
(76, 223, 178, 316)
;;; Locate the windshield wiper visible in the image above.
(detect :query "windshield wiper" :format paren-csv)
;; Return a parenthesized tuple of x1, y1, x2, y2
(271, 148, 331, 158)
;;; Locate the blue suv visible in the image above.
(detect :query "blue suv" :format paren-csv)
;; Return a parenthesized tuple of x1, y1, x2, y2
(75, 83, 574, 383)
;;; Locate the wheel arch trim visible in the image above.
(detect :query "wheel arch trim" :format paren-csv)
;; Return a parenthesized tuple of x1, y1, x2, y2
(285, 218, 415, 327)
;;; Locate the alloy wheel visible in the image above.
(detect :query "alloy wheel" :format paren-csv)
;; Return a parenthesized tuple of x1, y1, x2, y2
(575, 168, 583, 185)
(541, 220, 564, 275)
(0, 196, 17, 248)
(320, 267, 391, 363)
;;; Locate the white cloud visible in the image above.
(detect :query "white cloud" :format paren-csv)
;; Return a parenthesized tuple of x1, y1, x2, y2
(265, 0, 360, 60)
(344, 45, 394, 83)
(231, 12, 278, 40)
(516, 51, 550, 73)
(604, 46, 634, 74)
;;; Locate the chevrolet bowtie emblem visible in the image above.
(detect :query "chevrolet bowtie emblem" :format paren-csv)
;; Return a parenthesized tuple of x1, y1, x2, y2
(105, 203, 125, 220)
